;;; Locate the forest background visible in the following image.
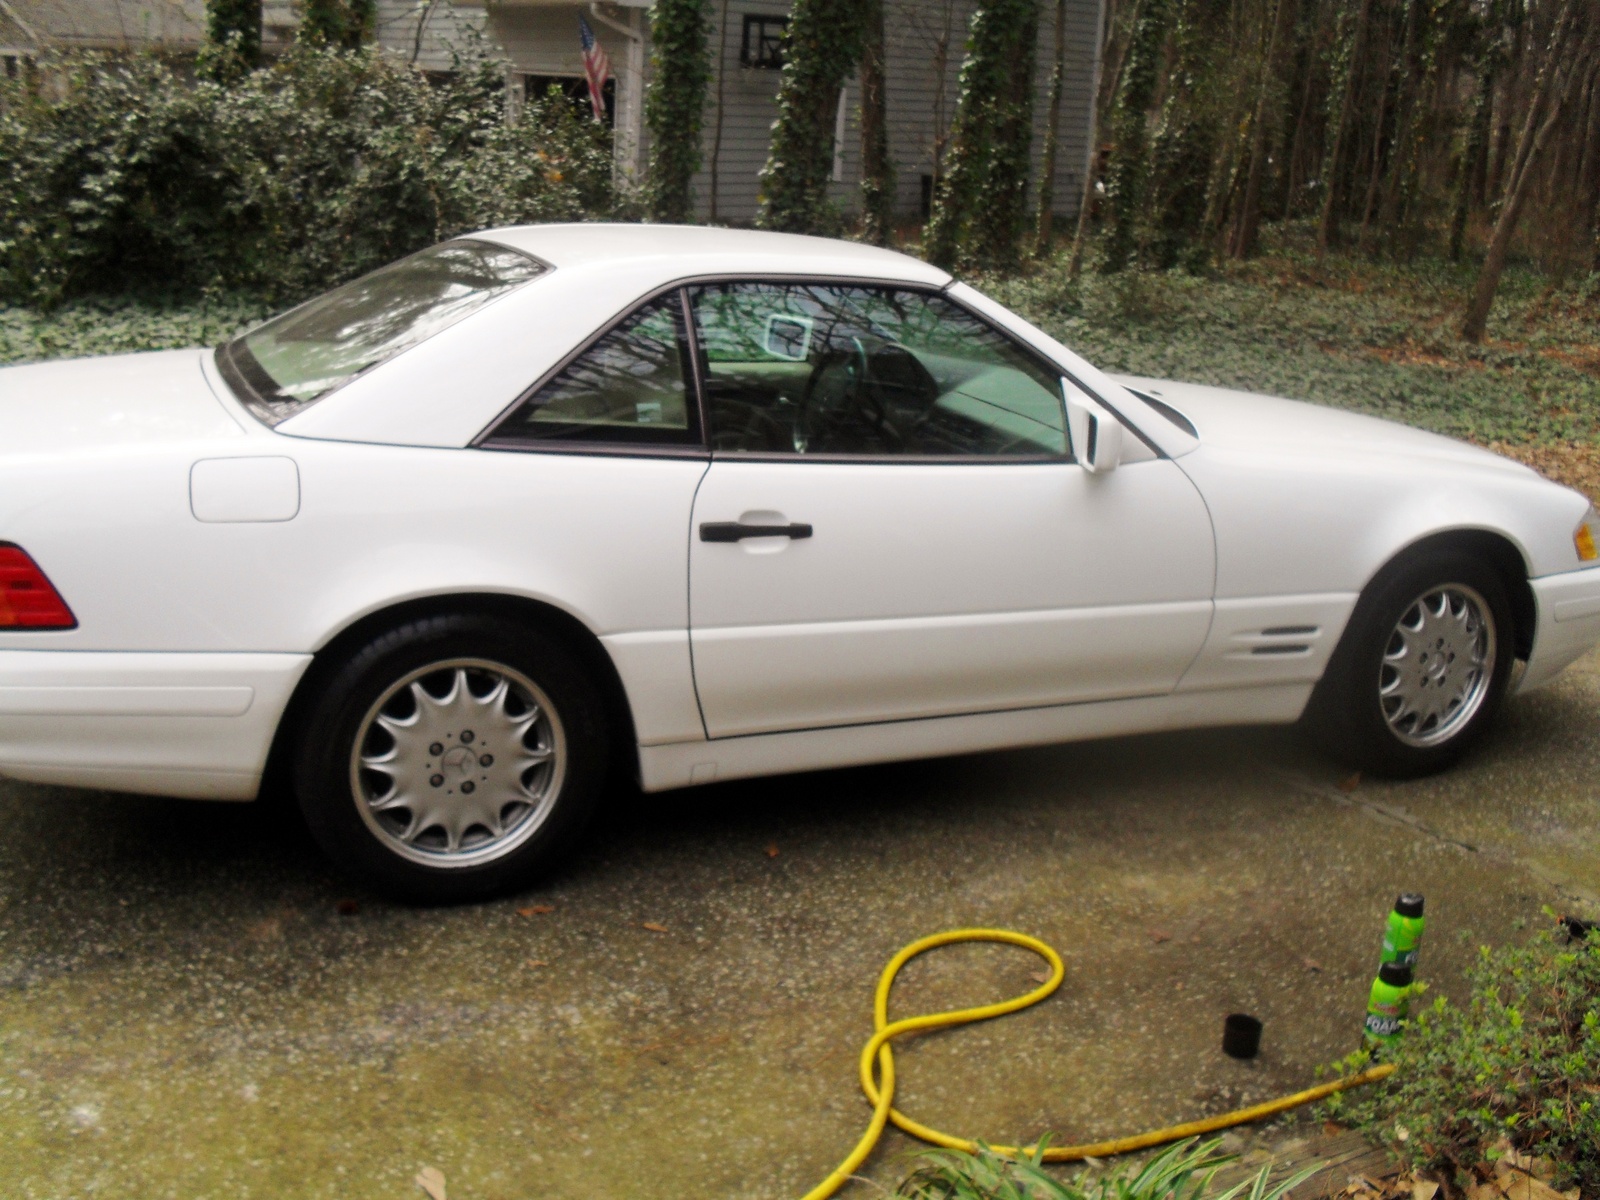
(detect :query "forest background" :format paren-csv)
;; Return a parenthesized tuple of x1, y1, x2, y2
(1, 0, 1598, 495)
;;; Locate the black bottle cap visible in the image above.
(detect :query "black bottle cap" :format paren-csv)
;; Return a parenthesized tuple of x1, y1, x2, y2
(1378, 962, 1414, 987)
(1394, 893, 1424, 918)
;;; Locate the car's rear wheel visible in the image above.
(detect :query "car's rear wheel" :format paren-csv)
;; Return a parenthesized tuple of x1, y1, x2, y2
(1306, 549, 1515, 778)
(293, 613, 608, 902)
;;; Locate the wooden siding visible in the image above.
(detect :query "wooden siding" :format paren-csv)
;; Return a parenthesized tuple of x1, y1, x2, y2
(375, 0, 488, 74)
(376, 0, 1102, 228)
(692, 0, 1103, 225)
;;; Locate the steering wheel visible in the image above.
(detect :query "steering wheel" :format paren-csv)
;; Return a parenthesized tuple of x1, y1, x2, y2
(795, 338, 905, 454)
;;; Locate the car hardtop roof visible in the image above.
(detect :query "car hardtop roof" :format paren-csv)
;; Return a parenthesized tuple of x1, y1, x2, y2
(473, 222, 953, 287)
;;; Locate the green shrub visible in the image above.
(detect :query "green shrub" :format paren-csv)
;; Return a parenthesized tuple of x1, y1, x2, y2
(0, 44, 616, 307)
(894, 1135, 1316, 1200)
(1321, 927, 1600, 1194)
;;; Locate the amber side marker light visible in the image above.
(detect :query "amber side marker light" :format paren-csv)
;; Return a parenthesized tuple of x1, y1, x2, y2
(1578, 519, 1600, 563)
(0, 543, 78, 629)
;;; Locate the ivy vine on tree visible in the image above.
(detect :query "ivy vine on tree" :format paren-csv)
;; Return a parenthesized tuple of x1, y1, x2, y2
(924, 0, 1040, 272)
(1098, 0, 1168, 274)
(201, 0, 263, 81)
(297, 0, 375, 51)
(757, 0, 866, 235)
(644, 0, 713, 223)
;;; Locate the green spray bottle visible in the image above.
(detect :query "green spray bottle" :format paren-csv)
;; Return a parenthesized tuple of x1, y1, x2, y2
(1363, 961, 1413, 1051)
(1381, 893, 1426, 968)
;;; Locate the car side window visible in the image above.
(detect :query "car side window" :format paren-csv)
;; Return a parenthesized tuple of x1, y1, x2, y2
(490, 294, 700, 447)
(688, 282, 1068, 458)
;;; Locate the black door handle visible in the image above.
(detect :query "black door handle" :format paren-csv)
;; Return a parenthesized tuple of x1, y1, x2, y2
(699, 521, 813, 543)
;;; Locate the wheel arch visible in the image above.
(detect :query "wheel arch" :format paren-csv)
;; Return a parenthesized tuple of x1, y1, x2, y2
(261, 594, 641, 800)
(1363, 527, 1535, 660)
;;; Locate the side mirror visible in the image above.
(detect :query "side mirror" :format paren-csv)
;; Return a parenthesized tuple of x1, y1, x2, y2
(1063, 379, 1124, 474)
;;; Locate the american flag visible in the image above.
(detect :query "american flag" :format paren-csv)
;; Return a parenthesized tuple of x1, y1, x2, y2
(578, 16, 610, 122)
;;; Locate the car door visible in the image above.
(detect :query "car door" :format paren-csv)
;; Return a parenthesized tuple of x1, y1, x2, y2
(686, 280, 1217, 739)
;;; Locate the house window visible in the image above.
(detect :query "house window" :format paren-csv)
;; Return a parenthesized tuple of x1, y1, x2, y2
(1, 52, 28, 79)
(741, 15, 786, 69)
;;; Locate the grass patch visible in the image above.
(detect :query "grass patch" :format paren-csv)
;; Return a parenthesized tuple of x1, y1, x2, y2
(891, 1135, 1314, 1200)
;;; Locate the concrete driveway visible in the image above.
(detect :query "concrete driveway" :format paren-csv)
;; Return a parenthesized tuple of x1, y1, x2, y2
(3, 652, 1598, 1200)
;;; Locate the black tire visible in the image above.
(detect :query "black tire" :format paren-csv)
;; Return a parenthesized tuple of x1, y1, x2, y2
(1305, 548, 1515, 778)
(292, 613, 609, 903)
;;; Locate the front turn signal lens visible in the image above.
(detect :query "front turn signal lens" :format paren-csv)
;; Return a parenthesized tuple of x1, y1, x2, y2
(1577, 510, 1600, 563)
(0, 544, 77, 629)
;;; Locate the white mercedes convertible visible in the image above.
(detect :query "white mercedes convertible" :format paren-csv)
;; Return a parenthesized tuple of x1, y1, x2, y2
(4, 226, 1599, 900)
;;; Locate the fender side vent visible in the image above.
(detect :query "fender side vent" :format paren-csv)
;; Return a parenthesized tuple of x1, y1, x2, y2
(1260, 625, 1318, 636)
(1251, 644, 1311, 656)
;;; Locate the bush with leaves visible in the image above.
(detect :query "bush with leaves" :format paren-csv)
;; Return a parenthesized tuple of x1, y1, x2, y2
(894, 1136, 1316, 1200)
(1320, 926, 1600, 1194)
(0, 44, 616, 307)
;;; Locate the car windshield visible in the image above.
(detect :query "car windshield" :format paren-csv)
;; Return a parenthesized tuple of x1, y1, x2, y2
(218, 239, 545, 425)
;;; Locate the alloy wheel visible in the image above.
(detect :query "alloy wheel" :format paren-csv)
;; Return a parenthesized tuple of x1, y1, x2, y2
(349, 658, 566, 868)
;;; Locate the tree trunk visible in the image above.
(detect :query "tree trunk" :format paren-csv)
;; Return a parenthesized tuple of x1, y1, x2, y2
(1098, 0, 1170, 273)
(926, 0, 1041, 270)
(1069, 0, 1135, 277)
(202, 0, 262, 78)
(859, 0, 893, 246)
(1451, 7, 1501, 262)
(1317, 0, 1375, 251)
(1281, 8, 1322, 220)
(1462, 0, 1586, 342)
(1356, 11, 1396, 253)
(1374, 0, 1427, 248)
(644, 0, 713, 223)
(708, 0, 731, 223)
(757, 0, 867, 233)
(1033, 0, 1070, 253)
(1230, 0, 1296, 258)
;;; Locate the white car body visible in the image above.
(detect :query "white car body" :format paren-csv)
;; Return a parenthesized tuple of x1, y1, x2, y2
(2, 224, 1599, 802)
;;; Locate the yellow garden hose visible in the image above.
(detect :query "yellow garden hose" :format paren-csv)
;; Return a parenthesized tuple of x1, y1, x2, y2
(802, 928, 1398, 1200)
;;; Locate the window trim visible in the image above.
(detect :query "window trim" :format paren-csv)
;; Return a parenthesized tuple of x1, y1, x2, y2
(475, 285, 711, 460)
(685, 277, 1079, 465)
(740, 14, 788, 69)
(473, 273, 1166, 465)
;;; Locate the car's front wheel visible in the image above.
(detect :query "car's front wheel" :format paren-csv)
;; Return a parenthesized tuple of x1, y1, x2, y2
(293, 613, 609, 902)
(1307, 549, 1515, 778)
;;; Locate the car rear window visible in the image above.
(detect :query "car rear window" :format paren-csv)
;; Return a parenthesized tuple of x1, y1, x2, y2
(217, 239, 545, 426)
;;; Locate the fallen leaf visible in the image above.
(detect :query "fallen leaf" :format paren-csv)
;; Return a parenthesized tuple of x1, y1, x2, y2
(641, 922, 667, 933)
(1029, 969, 1053, 984)
(1413, 1181, 1440, 1200)
(1304, 957, 1324, 973)
(1467, 1183, 1504, 1200)
(1498, 1170, 1570, 1200)
(525, 959, 548, 968)
(765, 843, 779, 858)
(336, 899, 360, 916)
(1150, 930, 1172, 944)
(517, 904, 555, 917)
(1339, 772, 1362, 792)
(416, 1166, 447, 1200)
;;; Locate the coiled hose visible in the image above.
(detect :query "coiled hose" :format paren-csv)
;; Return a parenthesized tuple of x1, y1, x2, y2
(802, 928, 1397, 1200)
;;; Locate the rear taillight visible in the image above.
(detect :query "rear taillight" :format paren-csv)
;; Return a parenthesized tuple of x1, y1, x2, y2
(0, 544, 77, 629)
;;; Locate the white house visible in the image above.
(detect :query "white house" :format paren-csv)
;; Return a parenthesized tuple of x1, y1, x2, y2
(2, 0, 1105, 227)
